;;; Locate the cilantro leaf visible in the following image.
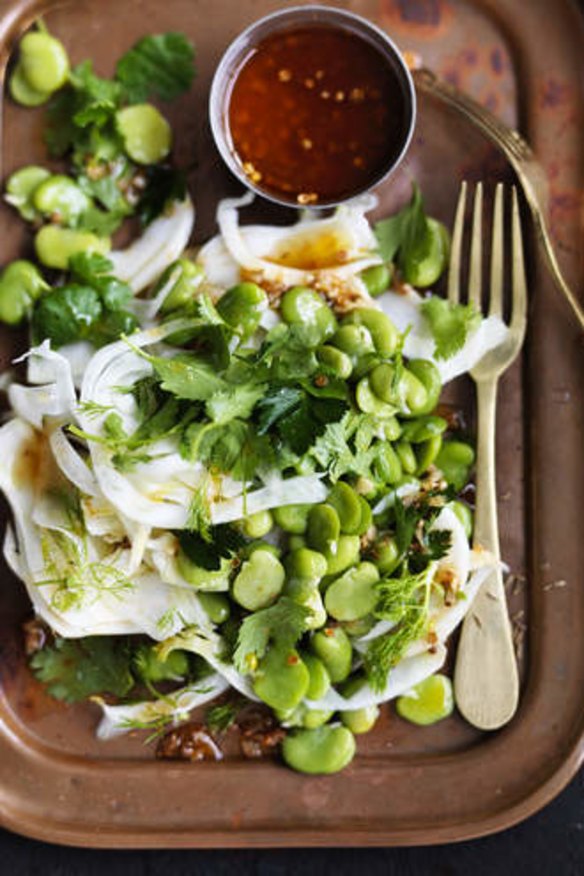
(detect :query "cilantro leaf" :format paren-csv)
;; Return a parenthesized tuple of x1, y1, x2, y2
(233, 597, 312, 674)
(68, 252, 133, 312)
(69, 60, 122, 128)
(205, 383, 266, 425)
(33, 285, 102, 347)
(144, 352, 227, 400)
(420, 296, 481, 360)
(205, 702, 238, 733)
(178, 525, 246, 572)
(116, 33, 196, 103)
(374, 183, 429, 263)
(30, 636, 134, 703)
(69, 252, 115, 281)
(137, 165, 187, 226)
(182, 420, 249, 473)
(256, 386, 304, 435)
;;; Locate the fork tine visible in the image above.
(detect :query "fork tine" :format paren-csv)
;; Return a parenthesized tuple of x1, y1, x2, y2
(511, 186, 527, 335)
(447, 181, 467, 305)
(468, 183, 483, 311)
(489, 183, 504, 318)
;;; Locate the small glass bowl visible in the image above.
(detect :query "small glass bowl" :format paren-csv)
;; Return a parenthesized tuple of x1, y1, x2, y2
(209, 4, 417, 209)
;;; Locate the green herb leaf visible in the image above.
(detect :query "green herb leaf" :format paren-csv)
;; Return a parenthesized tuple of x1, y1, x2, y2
(144, 352, 227, 401)
(205, 701, 238, 733)
(374, 183, 431, 267)
(33, 285, 103, 347)
(137, 165, 187, 226)
(30, 636, 134, 703)
(233, 597, 312, 674)
(205, 383, 266, 425)
(420, 296, 481, 360)
(256, 386, 304, 435)
(69, 60, 122, 128)
(178, 525, 246, 572)
(116, 33, 196, 103)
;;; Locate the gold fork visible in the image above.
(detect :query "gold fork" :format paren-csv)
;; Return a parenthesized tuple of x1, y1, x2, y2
(451, 182, 527, 730)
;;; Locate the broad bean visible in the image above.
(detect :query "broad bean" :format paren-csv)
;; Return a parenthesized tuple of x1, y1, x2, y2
(116, 104, 172, 165)
(396, 673, 454, 725)
(5, 166, 50, 221)
(197, 592, 230, 625)
(177, 551, 231, 591)
(280, 286, 336, 340)
(340, 677, 380, 734)
(253, 644, 309, 712)
(0, 260, 49, 325)
(301, 652, 331, 700)
(316, 344, 353, 379)
(282, 725, 356, 774)
(435, 440, 475, 491)
(327, 481, 362, 534)
(360, 263, 391, 298)
(306, 503, 340, 555)
(232, 550, 285, 610)
(241, 509, 273, 539)
(155, 259, 204, 313)
(311, 626, 353, 683)
(19, 30, 69, 94)
(415, 435, 443, 475)
(323, 534, 361, 576)
(34, 225, 110, 270)
(447, 499, 473, 538)
(343, 307, 399, 357)
(217, 281, 267, 337)
(402, 218, 450, 288)
(33, 175, 92, 225)
(273, 503, 311, 534)
(324, 562, 379, 621)
(405, 359, 442, 415)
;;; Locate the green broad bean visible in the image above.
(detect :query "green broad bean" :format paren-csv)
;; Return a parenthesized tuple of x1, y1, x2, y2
(9, 65, 51, 106)
(232, 550, 285, 610)
(323, 534, 361, 577)
(380, 416, 402, 441)
(360, 263, 392, 298)
(401, 368, 430, 414)
(311, 626, 353, 683)
(341, 615, 375, 637)
(324, 562, 379, 622)
(316, 344, 353, 379)
(343, 307, 400, 357)
(280, 286, 337, 340)
(272, 503, 311, 534)
(372, 534, 400, 575)
(405, 359, 442, 415)
(339, 676, 380, 733)
(396, 673, 454, 725)
(241, 509, 273, 539)
(301, 652, 331, 700)
(447, 499, 473, 538)
(435, 440, 475, 491)
(330, 324, 375, 363)
(327, 481, 362, 534)
(275, 705, 333, 729)
(34, 225, 110, 270)
(400, 415, 447, 444)
(116, 104, 172, 165)
(395, 440, 417, 475)
(340, 703, 379, 734)
(134, 644, 189, 683)
(303, 587, 327, 629)
(356, 376, 397, 416)
(216, 281, 267, 337)
(351, 352, 382, 381)
(287, 534, 306, 552)
(155, 259, 204, 313)
(402, 218, 450, 288)
(0, 260, 49, 325)
(369, 362, 397, 404)
(301, 708, 335, 729)
(197, 592, 230, 625)
(253, 644, 309, 712)
(177, 551, 231, 591)
(282, 725, 356, 775)
(355, 496, 373, 536)
(415, 435, 443, 475)
(33, 175, 92, 225)
(373, 442, 402, 485)
(5, 165, 50, 221)
(306, 503, 340, 555)
(285, 548, 328, 582)
(19, 30, 69, 94)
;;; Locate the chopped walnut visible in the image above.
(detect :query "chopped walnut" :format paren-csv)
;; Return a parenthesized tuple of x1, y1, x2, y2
(156, 722, 223, 762)
(237, 706, 286, 759)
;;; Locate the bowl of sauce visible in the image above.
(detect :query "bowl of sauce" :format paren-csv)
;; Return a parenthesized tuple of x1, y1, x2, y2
(209, 5, 416, 208)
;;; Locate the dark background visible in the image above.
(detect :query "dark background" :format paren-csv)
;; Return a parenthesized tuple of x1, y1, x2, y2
(0, 768, 582, 872)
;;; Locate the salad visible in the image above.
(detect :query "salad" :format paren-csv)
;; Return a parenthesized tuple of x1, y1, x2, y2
(0, 25, 509, 775)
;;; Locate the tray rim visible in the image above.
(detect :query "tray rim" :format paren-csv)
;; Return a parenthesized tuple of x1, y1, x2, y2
(0, 0, 583, 849)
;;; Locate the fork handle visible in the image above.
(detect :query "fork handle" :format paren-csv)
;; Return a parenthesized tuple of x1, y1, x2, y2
(454, 377, 519, 730)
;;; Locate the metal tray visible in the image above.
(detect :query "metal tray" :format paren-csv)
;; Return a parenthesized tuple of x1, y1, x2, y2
(0, 0, 582, 848)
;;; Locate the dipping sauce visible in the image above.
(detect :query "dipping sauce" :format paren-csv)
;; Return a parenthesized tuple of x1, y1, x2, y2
(226, 25, 410, 206)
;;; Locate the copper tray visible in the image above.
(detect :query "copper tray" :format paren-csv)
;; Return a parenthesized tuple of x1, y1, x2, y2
(0, 0, 582, 848)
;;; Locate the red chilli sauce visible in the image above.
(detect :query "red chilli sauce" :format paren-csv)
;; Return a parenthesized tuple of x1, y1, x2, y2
(227, 25, 408, 205)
